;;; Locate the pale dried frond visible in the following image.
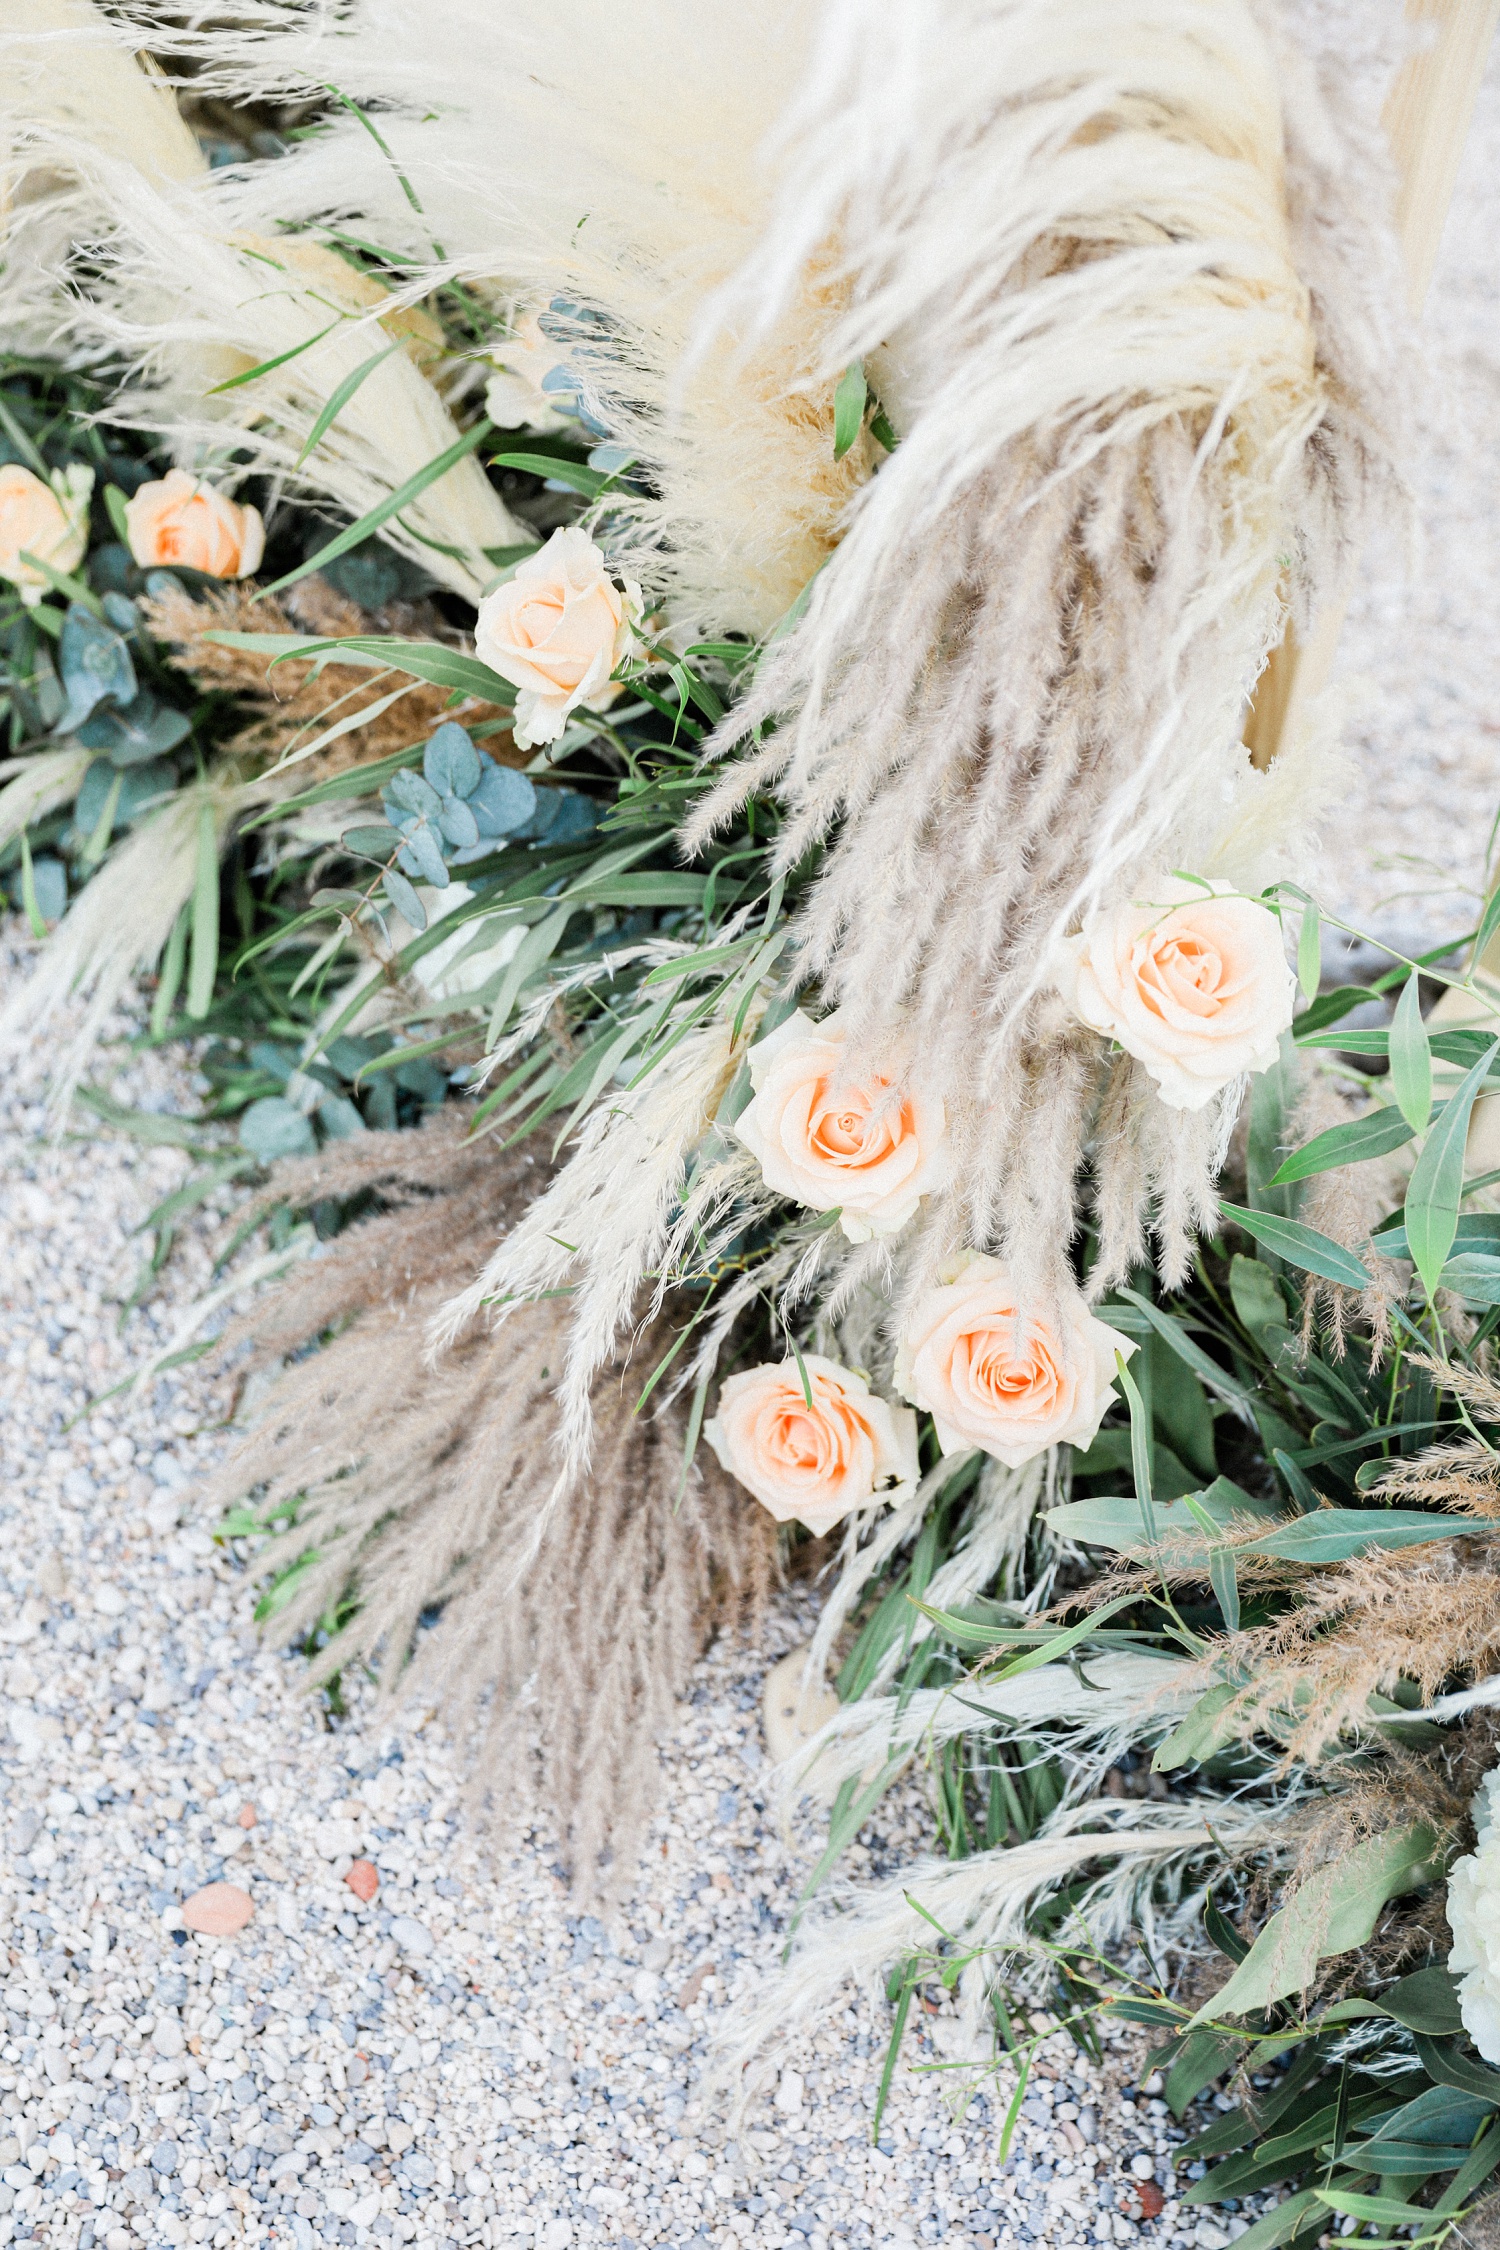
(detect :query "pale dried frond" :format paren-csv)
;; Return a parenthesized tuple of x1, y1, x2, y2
(678, 0, 1406, 1301)
(210, 1114, 777, 1901)
(712, 1794, 1299, 2121)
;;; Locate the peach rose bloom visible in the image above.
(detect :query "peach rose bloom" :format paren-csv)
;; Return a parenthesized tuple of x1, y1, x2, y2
(1056, 876, 1295, 1111)
(732, 1009, 948, 1243)
(125, 471, 265, 579)
(896, 1253, 1134, 1467)
(0, 463, 92, 601)
(704, 1355, 919, 1535)
(474, 525, 642, 749)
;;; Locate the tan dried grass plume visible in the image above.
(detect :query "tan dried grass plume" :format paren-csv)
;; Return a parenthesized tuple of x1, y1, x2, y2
(141, 577, 517, 782)
(209, 1115, 776, 1899)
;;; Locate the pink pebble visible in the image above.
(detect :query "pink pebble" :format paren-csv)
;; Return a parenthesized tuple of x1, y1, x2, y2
(345, 1860, 379, 1904)
(181, 1883, 254, 1936)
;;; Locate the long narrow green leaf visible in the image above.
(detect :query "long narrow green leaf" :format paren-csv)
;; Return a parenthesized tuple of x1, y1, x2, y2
(1219, 1202, 1372, 1289)
(1116, 1288, 1253, 1399)
(208, 628, 514, 707)
(187, 799, 220, 1021)
(206, 318, 344, 396)
(1297, 903, 1321, 1005)
(151, 907, 189, 1038)
(1114, 1350, 1157, 1550)
(1404, 1037, 1500, 1296)
(258, 417, 493, 597)
(294, 339, 401, 468)
(490, 449, 610, 498)
(833, 363, 867, 460)
(1389, 971, 1434, 1133)
(983, 1590, 1140, 1684)
(1239, 1509, 1482, 1563)
(18, 832, 46, 939)
(1268, 1105, 1416, 1186)
(1472, 880, 1500, 976)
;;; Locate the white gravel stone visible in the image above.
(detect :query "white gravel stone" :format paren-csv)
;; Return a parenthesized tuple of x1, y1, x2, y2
(0, 948, 1226, 2250)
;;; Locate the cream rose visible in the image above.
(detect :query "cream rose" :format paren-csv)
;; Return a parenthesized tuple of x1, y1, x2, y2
(1450, 1766, 1500, 2064)
(704, 1355, 919, 1535)
(124, 471, 265, 579)
(0, 463, 92, 601)
(895, 1253, 1133, 1467)
(732, 1009, 949, 1243)
(1056, 877, 1295, 1110)
(474, 526, 642, 749)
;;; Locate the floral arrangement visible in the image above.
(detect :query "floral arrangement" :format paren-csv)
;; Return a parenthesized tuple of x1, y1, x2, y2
(5, 5, 1500, 2238)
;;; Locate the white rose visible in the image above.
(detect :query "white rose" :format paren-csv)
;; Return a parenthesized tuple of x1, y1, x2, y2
(474, 526, 642, 749)
(1449, 1766, 1500, 2064)
(1056, 877, 1296, 1110)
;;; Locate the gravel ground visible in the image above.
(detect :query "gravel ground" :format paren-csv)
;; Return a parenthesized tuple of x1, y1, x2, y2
(0, 944, 1224, 2250)
(1329, 8, 1500, 943)
(3, 19, 1497, 2250)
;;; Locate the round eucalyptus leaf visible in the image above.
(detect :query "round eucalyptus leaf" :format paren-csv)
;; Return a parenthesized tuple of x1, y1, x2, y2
(27, 856, 67, 923)
(423, 721, 481, 801)
(384, 767, 442, 822)
(239, 1097, 317, 1162)
(78, 692, 192, 765)
(383, 867, 426, 930)
(437, 795, 479, 849)
(342, 823, 401, 858)
(56, 604, 137, 733)
(316, 1095, 367, 1141)
(396, 823, 449, 888)
(469, 759, 536, 837)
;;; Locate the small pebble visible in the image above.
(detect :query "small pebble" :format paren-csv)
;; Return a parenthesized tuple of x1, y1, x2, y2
(179, 1881, 254, 1935)
(344, 1856, 379, 1901)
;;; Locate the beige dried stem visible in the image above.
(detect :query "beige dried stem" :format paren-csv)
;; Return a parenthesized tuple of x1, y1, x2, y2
(206, 1117, 777, 1901)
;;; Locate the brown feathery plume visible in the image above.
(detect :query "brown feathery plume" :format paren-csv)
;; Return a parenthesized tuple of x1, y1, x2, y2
(1182, 1541, 1500, 1767)
(141, 578, 517, 781)
(1401, 1350, 1500, 1427)
(1372, 1444, 1500, 1513)
(208, 1116, 776, 1900)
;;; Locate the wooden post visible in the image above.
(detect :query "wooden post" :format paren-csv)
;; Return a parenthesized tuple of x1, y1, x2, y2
(1244, 0, 1500, 772)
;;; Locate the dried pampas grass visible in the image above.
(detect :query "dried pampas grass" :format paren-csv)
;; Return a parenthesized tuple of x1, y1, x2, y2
(141, 577, 514, 780)
(209, 1115, 777, 1898)
(684, 0, 1407, 1307)
(107, 0, 866, 638)
(713, 1795, 1295, 2116)
(0, 5, 528, 600)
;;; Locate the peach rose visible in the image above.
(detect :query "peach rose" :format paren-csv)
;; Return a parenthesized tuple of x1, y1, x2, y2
(125, 470, 265, 579)
(704, 1355, 919, 1535)
(474, 526, 642, 749)
(895, 1253, 1133, 1467)
(0, 463, 92, 602)
(732, 1009, 949, 1243)
(1056, 876, 1295, 1110)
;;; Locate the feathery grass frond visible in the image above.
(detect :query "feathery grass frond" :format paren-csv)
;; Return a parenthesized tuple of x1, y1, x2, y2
(210, 1115, 777, 1899)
